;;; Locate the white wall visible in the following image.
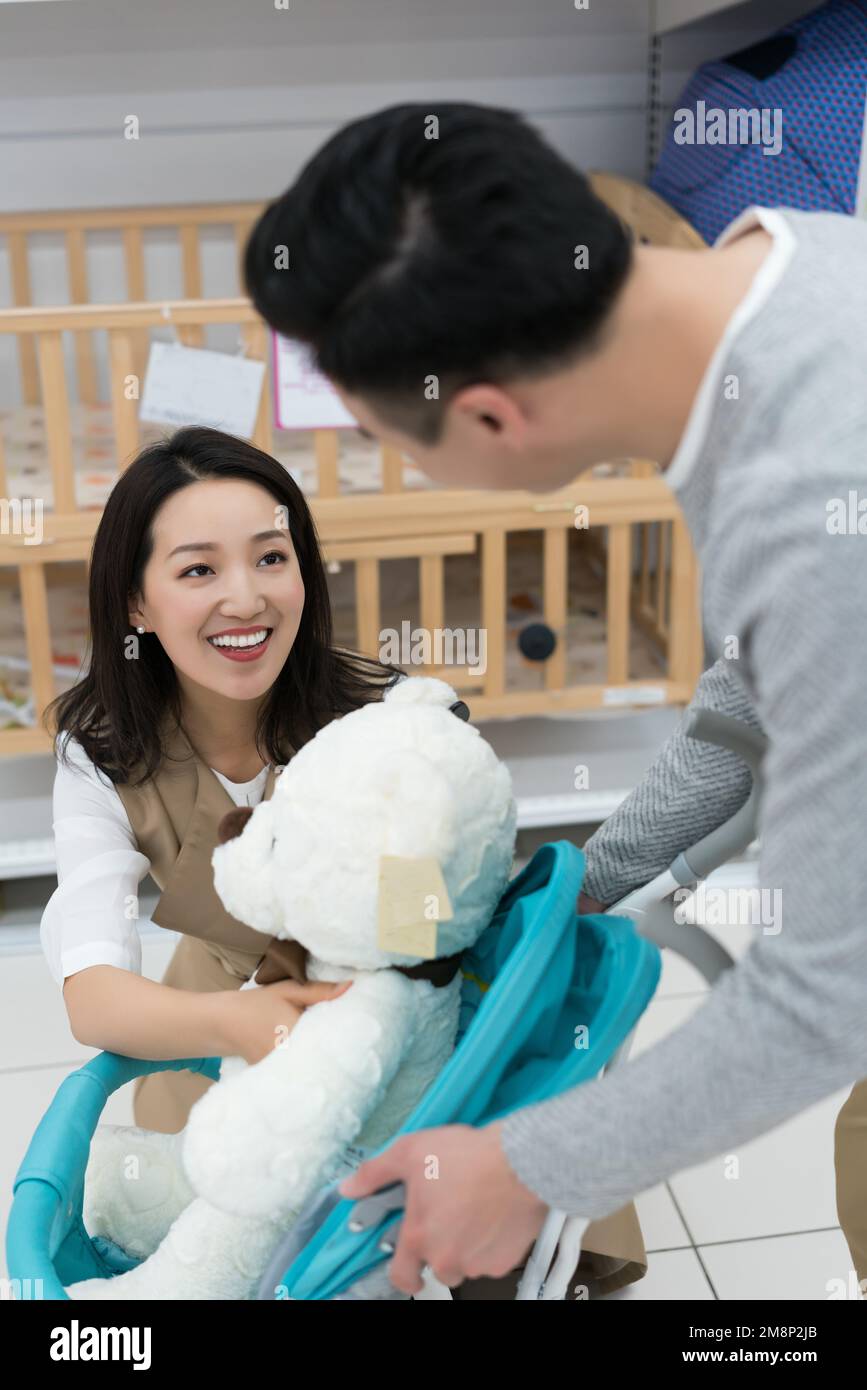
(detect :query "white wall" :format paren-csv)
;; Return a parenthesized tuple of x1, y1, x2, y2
(0, 0, 818, 402)
(0, 0, 818, 212)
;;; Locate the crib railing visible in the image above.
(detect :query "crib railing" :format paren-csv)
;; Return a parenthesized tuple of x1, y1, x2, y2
(0, 175, 705, 404)
(0, 296, 271, 485)
(0, 492, 701, 754)
(0, 200, 265, 402)
(313, 477, 702, 717)
(0, 287, 702, 757)
(0, 318, 701, 753)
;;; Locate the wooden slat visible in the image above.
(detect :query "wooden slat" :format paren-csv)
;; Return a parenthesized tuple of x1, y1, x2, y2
(482, 528, 506, 697)
(180, 224, 203, 295)
(381, 445, 404, 493)
(0, 421, 8, 499)
(234, 221, 255, 292)
(425, 665, 485, 688)
(606, 523, 631, 684)
(178, 225, 204, 346)
(108, 329, 140, 470)
(238, 319, 272, 453)
(655, 519, 670, 636)
(122, 225, 149, 382)
(0, 727, 55, 755)
(425, 680, 688, 721)
(7, 231, 39, 403)
(543, 526, 568, 690)
(355, 557, 381, 657)
(66, 227, 98, 404)
(639, 520, 652, 611)
(19, 562, 55, 718)
(311, 481, 679, 536)
(325, 534, 474, 564)
(314, 430, 340, 497)
(666, 515, 703, 693)
(0, 297, 256, 334)
(0, 537, 71, 565)
(420, 553, 445, 637)
(0, 469, 687, 543)
(0, 201, 265, 235)
(36, 332, 76, 513)
(122, 226, 146, 299)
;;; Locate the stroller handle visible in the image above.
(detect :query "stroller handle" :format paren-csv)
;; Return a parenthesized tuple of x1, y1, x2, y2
(672, 708, 767, 885)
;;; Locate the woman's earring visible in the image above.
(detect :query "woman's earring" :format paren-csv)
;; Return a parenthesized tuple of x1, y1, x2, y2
(135, 625, 146, 634)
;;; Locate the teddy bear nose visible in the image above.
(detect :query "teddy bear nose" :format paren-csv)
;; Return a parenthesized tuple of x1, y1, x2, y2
(217, 807, 255, 844)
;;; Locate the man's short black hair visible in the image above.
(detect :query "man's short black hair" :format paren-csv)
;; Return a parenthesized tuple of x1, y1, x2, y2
(245, 101, 633, 446)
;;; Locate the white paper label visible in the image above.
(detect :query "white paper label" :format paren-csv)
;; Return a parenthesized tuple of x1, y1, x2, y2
(140, 342, 266, 438)
(273, 333, 357, 430)
(602, 685, 667, 706)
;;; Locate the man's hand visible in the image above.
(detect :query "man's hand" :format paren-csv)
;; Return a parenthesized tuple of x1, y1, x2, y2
(338, 1120, 549, 1294)
(577, 890, 608, 915)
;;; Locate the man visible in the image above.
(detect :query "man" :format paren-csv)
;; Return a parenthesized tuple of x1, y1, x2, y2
(243, 101, 867, 1297)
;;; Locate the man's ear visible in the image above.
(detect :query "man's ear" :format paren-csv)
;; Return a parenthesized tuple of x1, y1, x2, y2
(218, 807, 254, 843)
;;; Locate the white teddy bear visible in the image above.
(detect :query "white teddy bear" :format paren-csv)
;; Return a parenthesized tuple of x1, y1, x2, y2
(67, 676, 517, 1299)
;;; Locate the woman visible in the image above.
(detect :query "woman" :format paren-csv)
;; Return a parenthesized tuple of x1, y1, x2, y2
(42, 424, 401, 1132)
(40, 423, 646, 1297)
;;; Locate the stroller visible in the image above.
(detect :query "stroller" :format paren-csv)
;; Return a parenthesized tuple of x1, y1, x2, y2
(6, 709, 765, 1301)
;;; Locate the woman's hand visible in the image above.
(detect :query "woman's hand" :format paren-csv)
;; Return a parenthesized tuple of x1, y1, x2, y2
(218, 978, 353, 1066)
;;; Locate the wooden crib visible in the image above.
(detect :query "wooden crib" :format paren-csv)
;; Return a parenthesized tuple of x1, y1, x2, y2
(0, 177, 705, 757)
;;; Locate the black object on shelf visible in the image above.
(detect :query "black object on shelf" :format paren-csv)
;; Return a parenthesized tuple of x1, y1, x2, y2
(518, 622, 557, 662)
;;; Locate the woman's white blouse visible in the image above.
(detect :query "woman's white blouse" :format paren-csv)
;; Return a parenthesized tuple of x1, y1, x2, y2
(40, 735, 269, 989)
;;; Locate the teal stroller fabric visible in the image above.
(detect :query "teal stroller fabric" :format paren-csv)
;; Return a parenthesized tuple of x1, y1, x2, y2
(6, 841, 660, 1301)
(267, 840, 660, 1299)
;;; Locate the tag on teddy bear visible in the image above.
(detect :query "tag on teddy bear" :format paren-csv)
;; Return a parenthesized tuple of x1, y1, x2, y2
(377, 856, 454, 958)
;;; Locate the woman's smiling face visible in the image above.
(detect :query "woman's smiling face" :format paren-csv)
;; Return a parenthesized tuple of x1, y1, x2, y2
(128, 477, 305, 702)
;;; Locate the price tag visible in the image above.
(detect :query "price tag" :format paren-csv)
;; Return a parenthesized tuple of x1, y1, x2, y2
(377, 855, 453, 959)
(140, 341, 266, 438)
(273, 333, 357, 430)
(602, 685, 667, 706)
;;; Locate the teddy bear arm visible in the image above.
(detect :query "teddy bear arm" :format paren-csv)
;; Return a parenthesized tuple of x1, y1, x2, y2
(182, 971, 417, 1220)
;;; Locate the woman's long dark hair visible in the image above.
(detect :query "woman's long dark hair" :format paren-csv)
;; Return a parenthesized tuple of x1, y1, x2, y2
(46, 426, 403, 786)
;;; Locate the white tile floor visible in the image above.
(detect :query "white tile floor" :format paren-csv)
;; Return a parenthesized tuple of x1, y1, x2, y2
(604, 928, 858, 1301)
(1, 911, 860, 1300)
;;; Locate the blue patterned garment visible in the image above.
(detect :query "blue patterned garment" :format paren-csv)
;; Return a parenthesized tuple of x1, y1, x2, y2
(649, 0, 867, 242)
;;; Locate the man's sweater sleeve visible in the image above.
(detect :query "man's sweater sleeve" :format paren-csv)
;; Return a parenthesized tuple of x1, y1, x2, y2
(581, 657, 762, 906)
(498, 455, 867, 1220)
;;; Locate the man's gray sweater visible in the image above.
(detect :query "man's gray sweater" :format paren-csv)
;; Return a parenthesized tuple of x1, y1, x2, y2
(498, 205, 867, 1221)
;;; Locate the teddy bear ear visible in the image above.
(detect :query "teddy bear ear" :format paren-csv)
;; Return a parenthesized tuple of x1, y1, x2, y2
(211, 798, 282, 936)
(382, 675, 459, 710)
(217, 807, 254, 843)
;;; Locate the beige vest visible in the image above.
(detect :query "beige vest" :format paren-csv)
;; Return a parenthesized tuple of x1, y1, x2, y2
(115, 716, 307, 986)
